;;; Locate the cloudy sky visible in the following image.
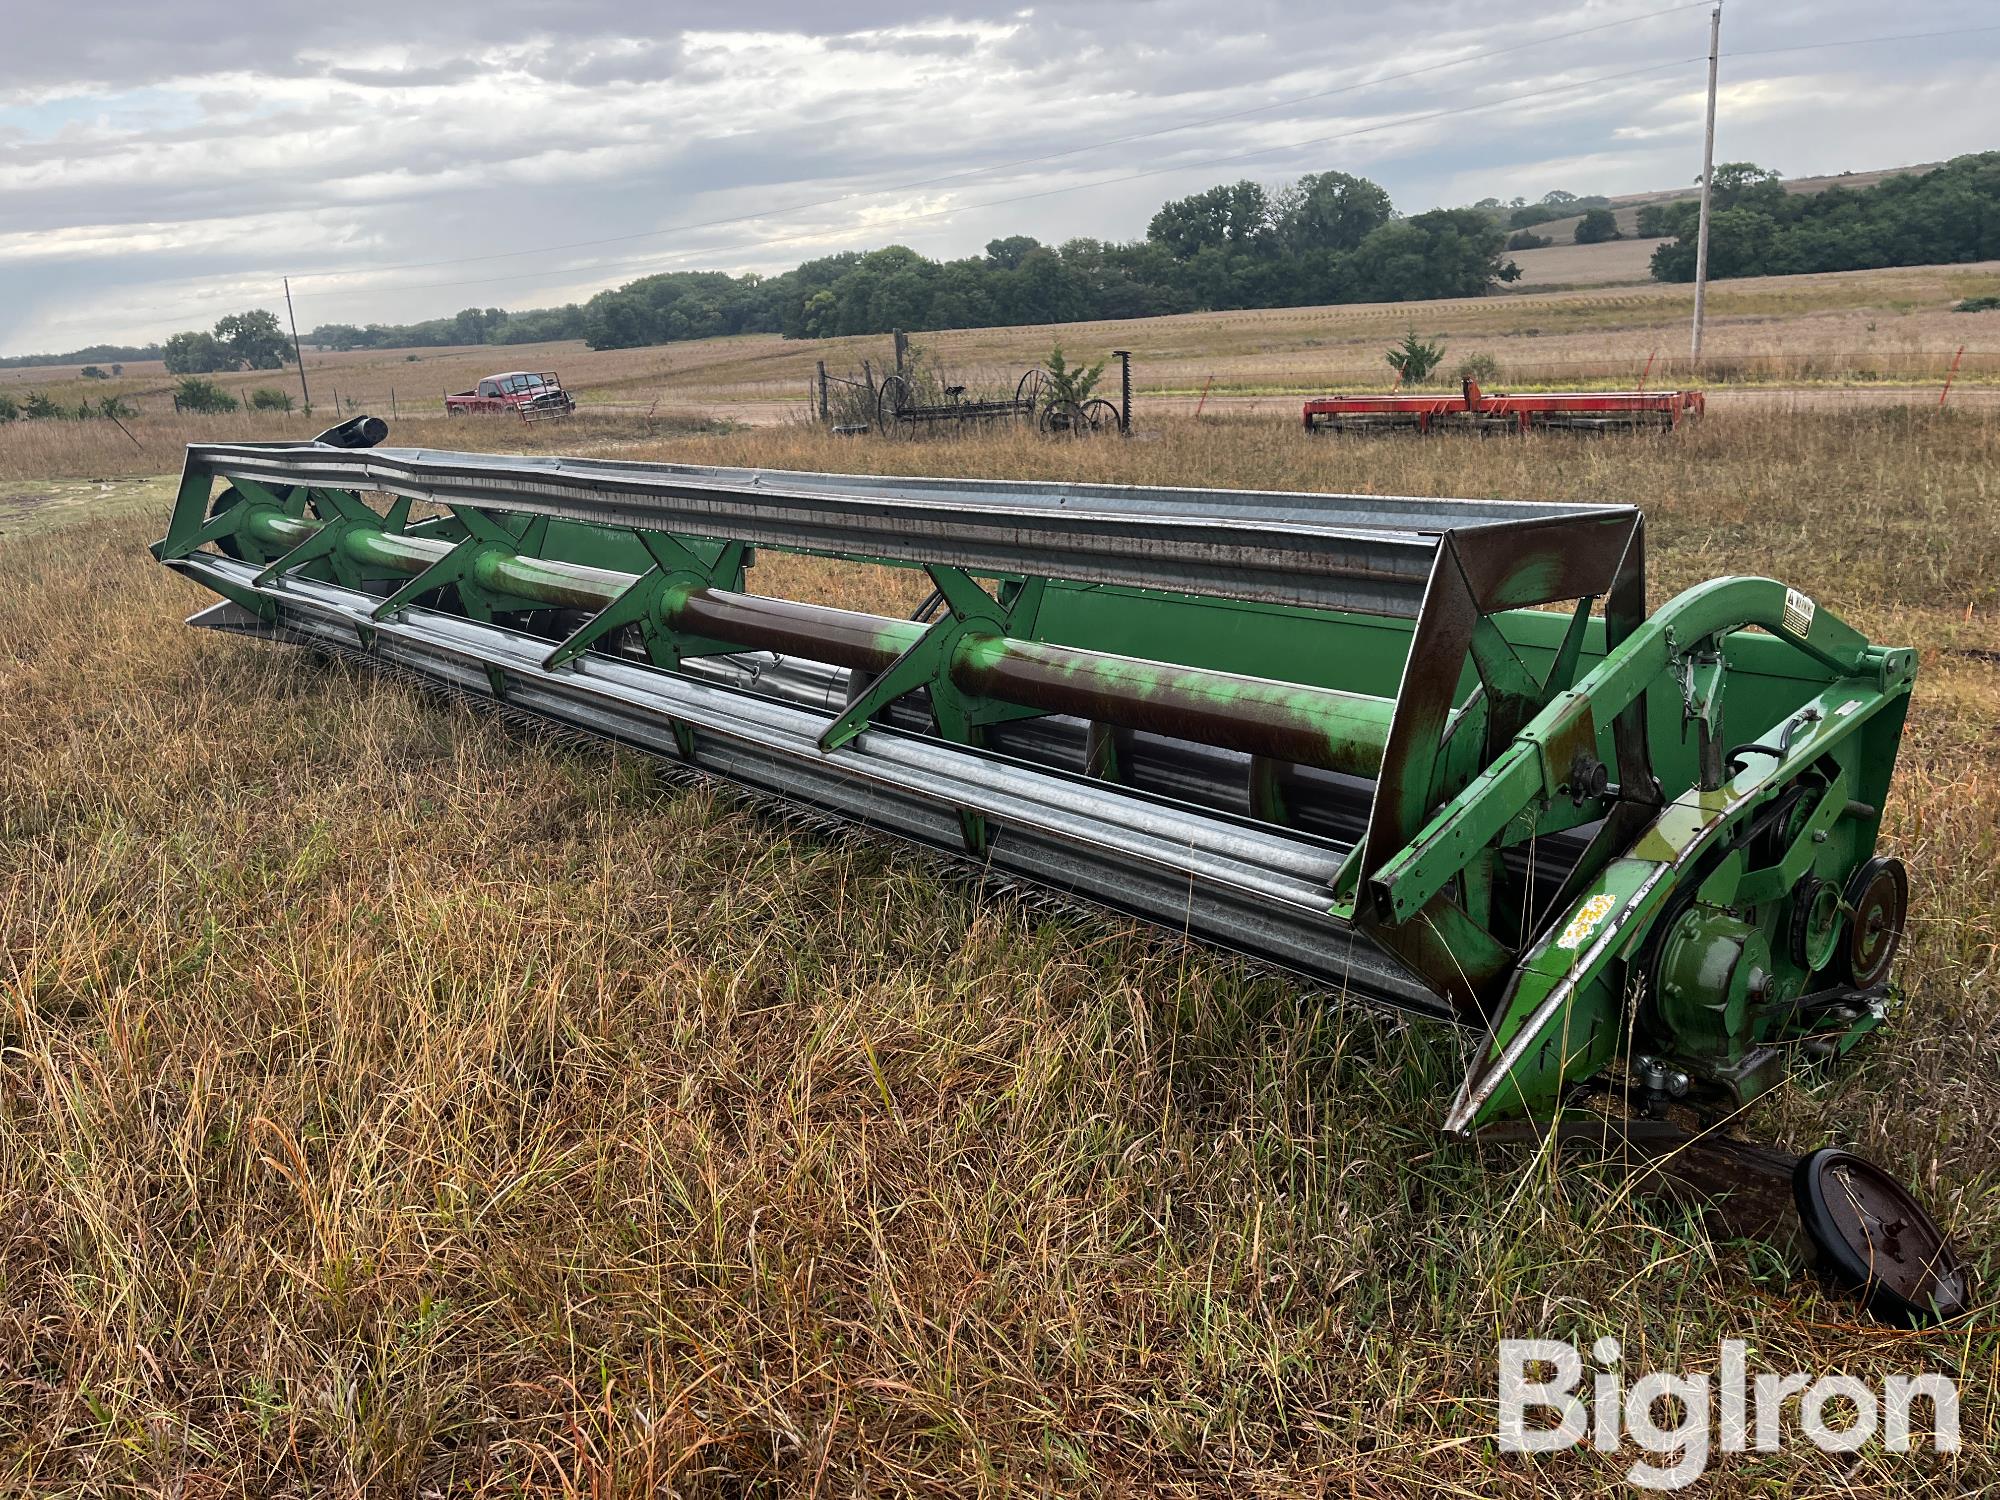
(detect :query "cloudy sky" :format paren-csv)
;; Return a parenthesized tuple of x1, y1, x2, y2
(3, 0, 1997, 354)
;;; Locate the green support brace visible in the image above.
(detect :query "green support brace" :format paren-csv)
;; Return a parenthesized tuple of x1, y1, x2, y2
(542, 532, 748, 672)
(819, 567, 995, 754)
(253, 518, 369, 590)
(539, 531, 749, 758)
(818, 566, 1046, 853)
(184, 504, 265, 555)
(368, 508, 529, 625)
(369, 535, 501, 622)
(363, 510, 536, 690)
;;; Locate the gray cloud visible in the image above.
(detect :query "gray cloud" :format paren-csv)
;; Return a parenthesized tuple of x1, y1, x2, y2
(0, 1, 969, 90)
(4, 0, 1998, 351)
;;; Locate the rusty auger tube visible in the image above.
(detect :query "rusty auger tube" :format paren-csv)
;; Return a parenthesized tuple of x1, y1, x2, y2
(241, 510, 1394, 775)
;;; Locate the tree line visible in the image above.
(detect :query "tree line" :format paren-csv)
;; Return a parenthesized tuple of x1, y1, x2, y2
(304, 171, 1519, 353)
(1643, 154, 2000, 280)
(0, 340, 160, 370)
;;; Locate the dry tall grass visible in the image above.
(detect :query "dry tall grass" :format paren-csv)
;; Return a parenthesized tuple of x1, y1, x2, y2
(0, 411, 1995, 1493)
(0, 409, 731, 485)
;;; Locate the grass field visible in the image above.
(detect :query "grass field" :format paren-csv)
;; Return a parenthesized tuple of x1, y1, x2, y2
(6, 256, 2000, 466)
(1, 405, 1996, 1493)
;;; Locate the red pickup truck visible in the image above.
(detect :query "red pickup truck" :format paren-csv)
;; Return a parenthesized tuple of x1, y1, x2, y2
(444, 371, 577, 418)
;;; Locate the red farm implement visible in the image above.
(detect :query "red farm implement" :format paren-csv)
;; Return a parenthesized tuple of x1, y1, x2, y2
(1305, 380, 1704, 435)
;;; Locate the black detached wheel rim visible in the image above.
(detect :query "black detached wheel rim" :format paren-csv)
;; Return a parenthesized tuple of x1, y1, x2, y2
(1793, 1147, 1969, 1326)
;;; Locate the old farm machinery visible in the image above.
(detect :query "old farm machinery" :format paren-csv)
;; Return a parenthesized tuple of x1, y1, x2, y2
(1306, 379, 1704, 434)
(837, 349, 1132, 438)
(877, 367, 1050, 435)
(154, 418, 1965, 1323)
(875, 367, 1127, 438)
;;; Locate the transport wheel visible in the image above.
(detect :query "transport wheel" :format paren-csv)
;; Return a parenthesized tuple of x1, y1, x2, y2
(1015, 368, 1048, 408)
(877, 374, 912, 429)
(1081, 398, 1123, 434)
(1039, 399, 1085, 436)
(1793, 1148, 1968, 1326)
(1839, 857, 1908, 988)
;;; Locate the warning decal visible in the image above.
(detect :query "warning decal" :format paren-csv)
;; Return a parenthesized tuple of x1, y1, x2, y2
(1783, 587, 1816, 638)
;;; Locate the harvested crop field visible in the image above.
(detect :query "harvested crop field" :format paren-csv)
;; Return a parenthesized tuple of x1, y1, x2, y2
(8, 257, 2000, 460)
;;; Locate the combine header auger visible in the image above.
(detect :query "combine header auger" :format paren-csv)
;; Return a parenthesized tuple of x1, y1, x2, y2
(154, 416, 1966, 1323)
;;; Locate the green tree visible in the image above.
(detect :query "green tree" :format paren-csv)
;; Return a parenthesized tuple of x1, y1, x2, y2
(162, 330, 232, 374)
(214, 309, 292, 369)
(1635, 202, 1692, 238)
(983, 235, 1042, 270)
(1645, 155, 2000, 283)
(1271, 171, 1393, 254)
(1042, 344, 1106, 405)
(800, 289, 837, 339)
(1147, 180, 1272, 259)
(1509, 192, 1610, 229)
(1344, 209, 1519, 301)
(329, 166, 1539, 353)
(1574, 208, 1622, 244)
(1708, 162, 1785, 211)
(310, 323, 367, 351)
(173, 377, 238, 413)
(448, 306, 508, 344)
(1385, 330, 1446, 384)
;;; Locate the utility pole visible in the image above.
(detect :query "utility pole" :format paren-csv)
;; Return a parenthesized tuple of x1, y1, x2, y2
(1690, 2, 1722, 362)
(283, 276, 312, 415)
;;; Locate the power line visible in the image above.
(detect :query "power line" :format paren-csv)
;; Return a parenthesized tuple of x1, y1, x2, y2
(287, 0, 1712, 284)
(317, 55, 1703, 301)
(1725, 21, 2000, 60)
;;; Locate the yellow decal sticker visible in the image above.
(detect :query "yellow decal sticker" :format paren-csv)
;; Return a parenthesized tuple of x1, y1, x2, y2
(1555, 892, 1620, 951)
